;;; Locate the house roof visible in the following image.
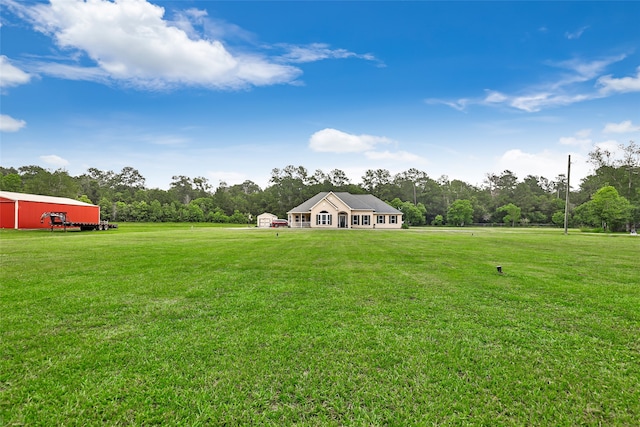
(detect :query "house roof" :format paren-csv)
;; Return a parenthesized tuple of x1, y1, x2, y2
(0, 191, 95, 207)
(288, 192, 402, 215)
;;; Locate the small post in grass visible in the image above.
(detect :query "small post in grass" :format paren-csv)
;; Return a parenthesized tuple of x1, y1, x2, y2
(497, 265, 503, 274)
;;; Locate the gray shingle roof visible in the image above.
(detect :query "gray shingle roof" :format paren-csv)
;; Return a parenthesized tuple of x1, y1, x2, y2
(288, 192, 402, 214)
(287, 192, 329, 213)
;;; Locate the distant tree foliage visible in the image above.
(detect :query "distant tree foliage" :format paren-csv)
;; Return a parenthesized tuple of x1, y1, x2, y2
(498, 203, 522, 227)
(390, 198, 427, 226)
(447, 199, 474, 226)
(1, 173, 22, 192)
(2, 144, 638, 231)
(574, 186, 632, 231)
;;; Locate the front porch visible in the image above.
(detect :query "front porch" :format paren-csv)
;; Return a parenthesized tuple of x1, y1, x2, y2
(289, 213, 311, 228)
(290, 220, 312, 228)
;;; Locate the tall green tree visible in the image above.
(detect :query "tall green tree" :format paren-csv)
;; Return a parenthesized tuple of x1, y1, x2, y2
(361, 169, 394, 200)
(18, 166, 79, 198)
(117, 167, 146, 191)
(551, 211, 567, 227)
(267, 165, 311, 217)
(0, 173, 22, 191)
(390, 199, 426, 226)
(170, 175, 199, 204)
(393, 168, 432, 205)
(587, 186, 632, 231)
(584, 140, 640, 206)
(328, 169, 351, 188)
(447, 199, 474, 226)
(498, 203, 521, 226)
(496, 170, 518, 202)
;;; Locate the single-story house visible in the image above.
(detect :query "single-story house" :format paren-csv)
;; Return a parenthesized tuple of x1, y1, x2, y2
(287, 191, 403, 229)
(256, 212, 278, 228)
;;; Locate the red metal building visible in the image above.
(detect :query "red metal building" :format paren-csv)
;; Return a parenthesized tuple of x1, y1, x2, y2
(0, 191, 100, 230)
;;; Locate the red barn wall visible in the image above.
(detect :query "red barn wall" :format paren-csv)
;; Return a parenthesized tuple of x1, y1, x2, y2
(0, 198, 17, 229)
(19, 201, 100, 229)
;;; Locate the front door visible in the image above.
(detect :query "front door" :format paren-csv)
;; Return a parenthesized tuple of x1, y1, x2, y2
(338, 213, 348, 228)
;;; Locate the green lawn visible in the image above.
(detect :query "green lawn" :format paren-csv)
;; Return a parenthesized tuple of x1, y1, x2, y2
(1, 225, 639, 426)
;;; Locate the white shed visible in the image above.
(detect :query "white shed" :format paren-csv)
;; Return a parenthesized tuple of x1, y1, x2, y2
(257, 212, 278, 228)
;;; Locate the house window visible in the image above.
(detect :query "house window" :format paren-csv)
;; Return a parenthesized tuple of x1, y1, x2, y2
(390, 215, 397, 224)
(352, 215, 360, 225)
(316, 211, 332, 225)
(362, 215, 370, 226)
(377, 215, 386, 224)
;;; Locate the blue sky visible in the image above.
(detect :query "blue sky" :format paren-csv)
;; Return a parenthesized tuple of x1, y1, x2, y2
(1, 0, 639, 190)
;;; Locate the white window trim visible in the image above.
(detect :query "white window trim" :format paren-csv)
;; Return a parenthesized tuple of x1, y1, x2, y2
(316, 211, 332, 226)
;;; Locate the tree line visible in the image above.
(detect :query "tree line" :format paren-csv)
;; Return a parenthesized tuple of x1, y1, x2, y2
(1, 141, 638, 231)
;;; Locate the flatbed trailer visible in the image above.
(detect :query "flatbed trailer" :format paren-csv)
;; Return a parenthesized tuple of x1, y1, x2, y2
(40, 212, 118, 231)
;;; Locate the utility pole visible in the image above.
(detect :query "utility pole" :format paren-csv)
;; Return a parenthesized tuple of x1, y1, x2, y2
(564, 155, 571, 235)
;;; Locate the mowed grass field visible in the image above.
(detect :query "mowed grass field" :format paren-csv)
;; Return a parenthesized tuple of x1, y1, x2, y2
(1, 224, 639, 426)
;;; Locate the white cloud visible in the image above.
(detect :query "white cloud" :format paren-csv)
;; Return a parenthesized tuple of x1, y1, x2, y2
(432, 55, 633, 113)
(593, 139, 623, 154)
(559, 129, 592, 149)
(277, 43, 378, 64)
(597, 67, 640, 94)
(583, 138, 630, 166)
(0, 56, 31, 88)
(309, 128, 393, 153)
(603, 120, 640, 134)
(0, 114, 26, 132)
(173, 8, 257, 45)
(565, 26, 589, 40)
(40, 154, 69, 167)
(425, 97, 470, 112)
(509, 93, 591, 113)
(29, 62, 108, 83)
(7, 0, 379, 90)
(508, 93, 552, 112)
(505, 56, 626, 111)
(559, 136, 591, 148)
(484, 90, 508, 104)
(550, 55, 625, 87)
(497, 149, 589, 183)
(10, 0, 301, 90)
(309, 128, 425, 167)
(575, 129, 592, 138)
